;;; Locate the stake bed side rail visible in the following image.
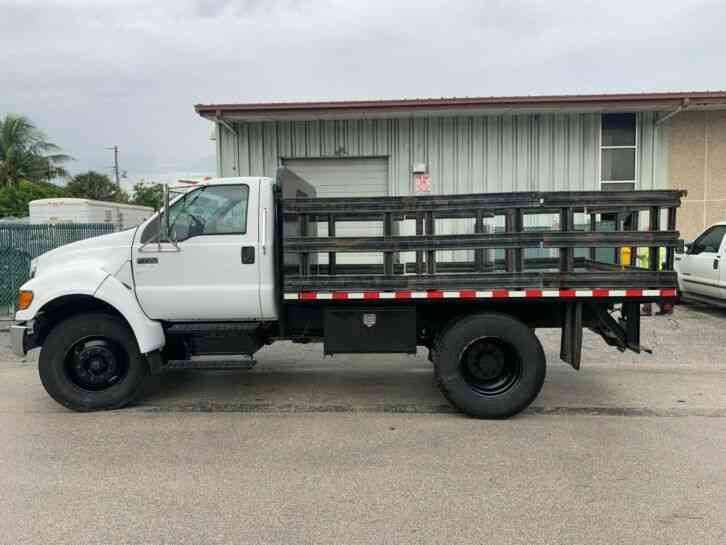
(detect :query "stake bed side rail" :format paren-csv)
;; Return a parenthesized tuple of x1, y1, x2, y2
(280, 188, 685, 296)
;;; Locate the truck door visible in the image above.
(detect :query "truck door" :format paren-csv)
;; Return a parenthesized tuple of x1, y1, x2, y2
(678, 225, 726, 299)
(132, 181, 262, 321)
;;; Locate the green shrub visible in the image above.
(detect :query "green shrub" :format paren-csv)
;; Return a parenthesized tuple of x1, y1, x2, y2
(0, 179, 66, 218)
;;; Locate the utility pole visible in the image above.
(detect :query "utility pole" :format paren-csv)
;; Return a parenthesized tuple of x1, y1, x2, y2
(107, 145, 120, 186)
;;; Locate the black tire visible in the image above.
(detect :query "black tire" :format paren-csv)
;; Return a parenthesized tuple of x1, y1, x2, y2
(434, 313, 545, 419)
(39, 312, 149, 411)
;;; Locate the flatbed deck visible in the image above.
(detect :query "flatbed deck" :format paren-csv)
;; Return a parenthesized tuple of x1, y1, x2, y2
(280, 188, 684, 301)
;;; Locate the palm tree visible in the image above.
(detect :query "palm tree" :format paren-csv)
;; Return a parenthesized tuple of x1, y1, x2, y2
(0, 114, 72, 186)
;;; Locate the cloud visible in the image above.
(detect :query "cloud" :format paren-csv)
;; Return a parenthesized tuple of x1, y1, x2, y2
(1, 0, 725, 183)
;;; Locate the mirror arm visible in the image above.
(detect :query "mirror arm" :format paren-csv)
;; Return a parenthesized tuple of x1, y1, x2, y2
(138, 184, 179, 253)
(163, 185, 170, 245)
(160, 184, 180, 250)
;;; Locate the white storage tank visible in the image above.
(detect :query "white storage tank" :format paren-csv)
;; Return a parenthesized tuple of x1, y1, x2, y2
(29, 198, 154, 230)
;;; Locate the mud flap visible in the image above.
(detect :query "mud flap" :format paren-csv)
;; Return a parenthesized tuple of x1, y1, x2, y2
(621, 301, 643, 351)
(560, 301, 583, 370)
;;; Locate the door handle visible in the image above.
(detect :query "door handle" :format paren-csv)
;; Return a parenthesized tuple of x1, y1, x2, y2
(241, 246, 255, 264)
(261, 208, 267, 256)
(715, 256, 721, 270)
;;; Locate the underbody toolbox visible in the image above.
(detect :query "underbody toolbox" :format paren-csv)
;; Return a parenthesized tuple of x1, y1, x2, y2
(323, 306, 416, 355)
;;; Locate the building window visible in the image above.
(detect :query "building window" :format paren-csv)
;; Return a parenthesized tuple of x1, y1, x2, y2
(600, 113, 637, 191)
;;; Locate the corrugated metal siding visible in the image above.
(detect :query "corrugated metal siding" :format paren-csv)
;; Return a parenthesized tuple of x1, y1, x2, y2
(217, 112, 667, 261)
(219, 112, 666, 192)
(638, 112, 668, 190)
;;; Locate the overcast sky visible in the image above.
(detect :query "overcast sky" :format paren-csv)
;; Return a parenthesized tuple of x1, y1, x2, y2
(2, 0, 725, 189)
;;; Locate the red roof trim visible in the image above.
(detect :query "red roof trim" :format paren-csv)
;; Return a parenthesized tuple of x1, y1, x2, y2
(195, 91, 726, 117)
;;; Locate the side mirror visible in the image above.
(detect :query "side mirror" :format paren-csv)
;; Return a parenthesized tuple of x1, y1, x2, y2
(138, 184, 180, 249)
(170, 215, 190, 242)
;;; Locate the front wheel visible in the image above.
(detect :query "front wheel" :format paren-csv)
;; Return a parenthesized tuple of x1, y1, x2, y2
(434, 313, 546, 419)
(39, 312, 149, 411)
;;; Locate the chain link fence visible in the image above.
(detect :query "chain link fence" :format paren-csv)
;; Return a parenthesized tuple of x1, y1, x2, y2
(0, 224, 114, 317)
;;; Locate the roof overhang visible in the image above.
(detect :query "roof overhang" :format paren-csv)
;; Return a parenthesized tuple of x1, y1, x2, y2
(195, 91, 726, 123)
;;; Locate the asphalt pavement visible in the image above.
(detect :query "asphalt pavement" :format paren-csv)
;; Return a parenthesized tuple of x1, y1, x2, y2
(1, 303, 725, 544)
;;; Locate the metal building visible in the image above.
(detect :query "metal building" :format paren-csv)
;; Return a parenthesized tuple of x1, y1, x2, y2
(196, 91, 726, 240)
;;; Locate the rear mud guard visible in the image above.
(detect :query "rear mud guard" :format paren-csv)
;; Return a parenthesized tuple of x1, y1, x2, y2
(560, 301, 583, 369)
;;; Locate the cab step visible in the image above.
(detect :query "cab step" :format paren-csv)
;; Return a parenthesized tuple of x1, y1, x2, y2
(163, 358, 257, 371)
(163, 322, 266, 359)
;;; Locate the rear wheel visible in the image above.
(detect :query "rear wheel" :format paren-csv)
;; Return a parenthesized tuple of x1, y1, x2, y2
(39, 312, 149, 411)
(434, 313, 545, 418)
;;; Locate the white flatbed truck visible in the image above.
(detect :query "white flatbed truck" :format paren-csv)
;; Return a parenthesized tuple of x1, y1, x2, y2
(10, 169, 684, 418)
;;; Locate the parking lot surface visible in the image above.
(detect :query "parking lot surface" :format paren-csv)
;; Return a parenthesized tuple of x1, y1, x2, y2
(1, 303, 726, 544)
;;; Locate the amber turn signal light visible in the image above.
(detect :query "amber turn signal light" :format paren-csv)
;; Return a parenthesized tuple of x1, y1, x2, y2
(17, 290, 33, 311)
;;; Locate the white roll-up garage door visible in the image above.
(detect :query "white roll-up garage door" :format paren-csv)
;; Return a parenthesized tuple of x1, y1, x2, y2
(283, 158, 388, 198)
(283, 158, 389, 265)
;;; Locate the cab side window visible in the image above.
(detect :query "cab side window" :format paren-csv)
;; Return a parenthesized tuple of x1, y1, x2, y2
(168, 184, 249, 241)
(141, 184, 249, 244)
(690, 226, 726, 255)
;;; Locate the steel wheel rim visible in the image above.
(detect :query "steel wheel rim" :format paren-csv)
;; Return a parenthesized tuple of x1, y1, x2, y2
(64, 337, 129, 391)
(459, 337, 523, 396)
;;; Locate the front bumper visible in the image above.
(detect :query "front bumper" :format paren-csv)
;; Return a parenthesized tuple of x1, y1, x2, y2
(9, 324, 27, 357)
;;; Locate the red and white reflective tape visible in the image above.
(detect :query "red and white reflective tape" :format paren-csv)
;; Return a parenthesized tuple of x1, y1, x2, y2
(284, 288, 679, 301)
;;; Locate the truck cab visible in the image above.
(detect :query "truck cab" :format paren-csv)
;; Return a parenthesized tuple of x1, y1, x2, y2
(132, 177, 277, 321)
(11, 177, 279, 411)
